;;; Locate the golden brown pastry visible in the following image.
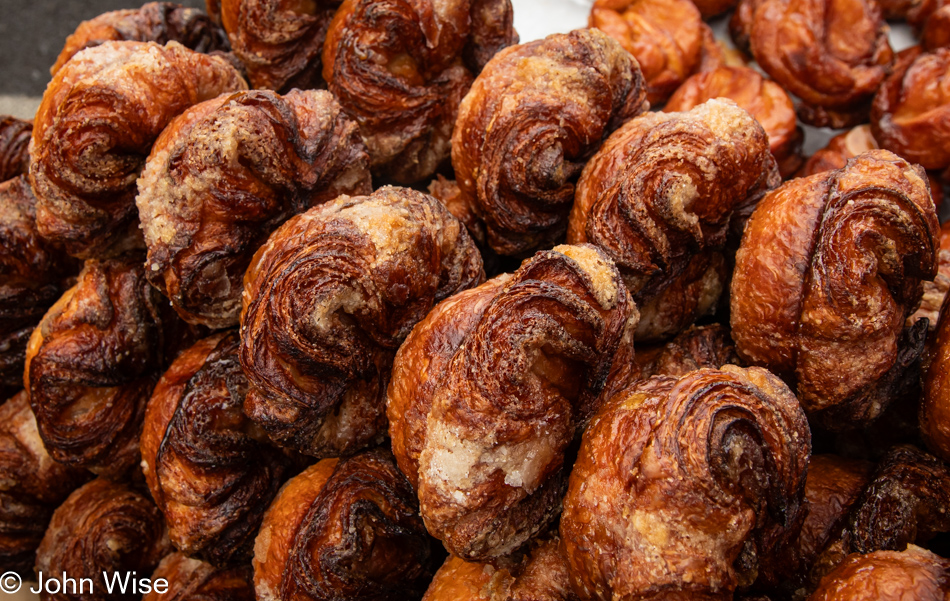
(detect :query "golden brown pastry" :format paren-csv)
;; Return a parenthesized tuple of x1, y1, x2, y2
(561, 365, 810, 600)
(731, 150, 938, 429)
(323, 0, 517, 184)
(143, 553, 255, 601)
(136, 88, 371, 329)
(569, 98, 778, 341)
(142, 332, 295, 567)
(29, 41, 247, 259)
(872, 46, 950, 172)
(220, 0, 338, 91)
(51, 2, 230, 76)
(0, 391, 89, 575)
(0, 176, 79, 400)
(664, 66, 803, 177)
(422, 534, 577, 601)
(729, 0, 762, 53)
(241, 186, 483, 458)
(388, 244, 638, 562)
(635, 323, 740, 378)
(749, 0, 894, 128)
(253, 448, 433, 601)
(25, 256, 189, 479)
(451, 29, 647, 257)
(34, 478, 171, 601)
(809, 545, 950, 600)
(908, 0, 950, 51)
(589, 0, 707, 104)
(0, 116, 31, 183)
(909, 220, 950, 331)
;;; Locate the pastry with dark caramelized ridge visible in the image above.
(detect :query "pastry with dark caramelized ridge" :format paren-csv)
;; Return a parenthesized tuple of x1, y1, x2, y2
(143, 553, 255, 601)
(0, 116, 31, 183)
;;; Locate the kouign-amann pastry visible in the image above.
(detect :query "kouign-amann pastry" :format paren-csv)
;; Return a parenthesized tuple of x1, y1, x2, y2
(908, 221, 950, 330)
(451, 28, 647, 256)
(921, 288, 950, 460)
(29, 41, 247, 259)
(0, 116, 31, 182)
(51, 2, 230, 76)
(908, 0, 950, 51)
(561, 365, 810, 600)
(732, 150, 938, 429)
(253, 448, 433, 601)
(569, 98, 778, 341)
(25, 257, 186, 478)
(635, 323, 740, 378)
(749, 0, 894, 128)
(142, 332, 295, 567)
(0, 391, 89, 575)
(808, 545, 950, 601)
(136, 88, 371, 329)
(143, 553, 255, 601)
(389, 244, 638, 562)
(323, 0, 518, 184)
(35, 478, 171, 601)
(241, 186, 483, 458)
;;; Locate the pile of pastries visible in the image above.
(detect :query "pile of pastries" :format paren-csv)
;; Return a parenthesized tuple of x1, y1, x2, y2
(1, 0, 950, 599)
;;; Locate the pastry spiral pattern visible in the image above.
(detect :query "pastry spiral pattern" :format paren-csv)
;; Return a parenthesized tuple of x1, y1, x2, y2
(137, 88, 371, 329)
(452, 28, 647, 256)
(731, 150, 939, 429)
(388, 243, 639, 562)
(143, 553, 255, 601)
(0, 116, 31, 182)
(241, 186, 484, 458)
(29, 41, 247, 259)
(561, 365, 810, 600)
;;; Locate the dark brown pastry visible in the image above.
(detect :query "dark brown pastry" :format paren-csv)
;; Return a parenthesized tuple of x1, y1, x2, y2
(589, 0, 707, 104)
(872, 46, 950, 172)
(561, 366, 810, 600)
(664, 66, 803, 177)
(451, 29, 647, 257)
(569, 98, 778, 341)
(0, 391, 89, 575)
(749, 0, 894, 128)
(25, 256, 187, 479)
(635, 323, 740, 378)
(388, 244, 638, 563)
(909, 220, 950, 331)
(142, 332, 295, 567)
(240, 186, 483, 458)
(809, 546, 950, 600)
(731, 150, 938, 429)
(143, 553, 255, 601)
(323, 0, 517, 184)
(422, 534, 577, 601)
(29, 41, 247, 259)
(34, 478, 171, 601)
(220, 0, 338, 91)
(0, 176, 79, 400)
(252, 448, 433, 601)
(136, 88, 371, 329)
(0, 116, 31, 182)
(729, 0, 763, 54)
(51, 2, 230, 76)
(908, 0, 950, 51)
(690, 0, 741, 18)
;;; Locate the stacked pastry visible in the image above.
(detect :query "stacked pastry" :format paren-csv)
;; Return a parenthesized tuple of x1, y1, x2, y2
(2, 0, 950, 599)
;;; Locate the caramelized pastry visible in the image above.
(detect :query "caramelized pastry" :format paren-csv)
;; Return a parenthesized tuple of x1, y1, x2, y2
(323, 0, 517, 184)
(0, 391, 89, 575)
(241, 186, 483, 458)
(809, 545, 950, 600)
(589, 0, 706, 104)
(422, 534, 576, 601)
(29, 41, 247, 259)
(0, 176, 79, 399)
(664, 66, 803, 177)
(389, 244, 638, 562)
(731, 150, 938, 429)
(142, 332, 295, 566)
(143, 553, 255, 601)
(34, 478, 171, 601)
(690, 0, 741, 18)
(909, 220, 950, 330)
(137, 88, 371, 329)
(635, 323, 740, 378)
(729, 0, 762, 54)
(0, 116, 30, 182)
(25, 256, 186, 478)
(51, 2, 230, 75)
(451, 29, 647, 256)
(749, 0, 893, 128)
(561, 365, 810, 600)
(872, 46, 950, 172)
(908, 0, 950, 51)
(253, 448, 432, 601)
(569, 98, 778, 341)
